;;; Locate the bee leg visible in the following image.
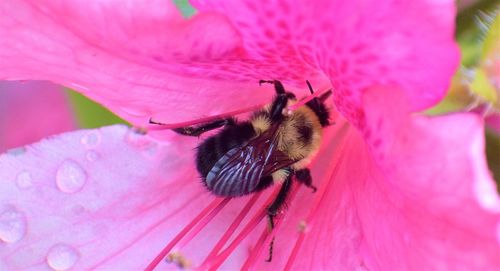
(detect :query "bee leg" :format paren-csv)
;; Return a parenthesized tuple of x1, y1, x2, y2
(164, 117, 235, 137)
(270, 94, 289, 122)
(259, 79, 286, 94)
(266, 172, 293, 262)
(294, 168, 317, 193)
(261, 81, 296, 122)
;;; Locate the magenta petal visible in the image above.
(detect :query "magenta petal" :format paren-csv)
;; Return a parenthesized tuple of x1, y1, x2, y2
(290, 87, 500, 270)
(486, 114, 500, 134)
(0, 0, 276, 125)
(1, 0, 458, 127)
(192, 0, 459, 123)
(0, 126, 223, 269)
(0, 81, 75, 152)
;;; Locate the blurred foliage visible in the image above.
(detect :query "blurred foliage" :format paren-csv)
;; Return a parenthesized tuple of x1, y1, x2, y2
(66, 89, 128, 128)
(429, 0, 500, 184)
(429, 1, 499, 115)
(486, 129, 500, 192)
(456, 0, 498, 67)
(174, 0, 196, 17)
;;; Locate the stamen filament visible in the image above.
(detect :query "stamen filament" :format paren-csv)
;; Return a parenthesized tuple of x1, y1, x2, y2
(177, 198, 230, 249)
(198, 193, 261, 269)
(147, 104, 265, 130)
(284, 135, 350, 271)
(145, 197, 229, 271)
(242, 184, 301, 271)
(203, 189, 281, 270)
(287, 88, 329, 112)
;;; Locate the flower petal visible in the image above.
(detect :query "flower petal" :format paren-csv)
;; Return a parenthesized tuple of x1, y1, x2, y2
(0, 0, 277, 125)
(192, 0, 460, 124)
(1, 0, 458, 127)
(0, 80, 75, 152)
(0, 126, 215, 269)
(288, 87, 500, 269)
(486, 113, 500, 134)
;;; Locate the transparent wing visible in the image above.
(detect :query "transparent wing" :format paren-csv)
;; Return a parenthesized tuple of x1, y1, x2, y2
(205, 126, 294, 197)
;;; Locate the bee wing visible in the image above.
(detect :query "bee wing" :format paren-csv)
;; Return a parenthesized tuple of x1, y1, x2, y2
(205, 126, 295, 197)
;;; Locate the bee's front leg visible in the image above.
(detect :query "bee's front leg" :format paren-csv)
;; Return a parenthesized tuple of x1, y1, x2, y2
(149, 117, 236, 137)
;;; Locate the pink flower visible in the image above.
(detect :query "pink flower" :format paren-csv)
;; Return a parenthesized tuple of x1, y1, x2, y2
(0, 81, 75, 152)
(1, 0, 499, 270)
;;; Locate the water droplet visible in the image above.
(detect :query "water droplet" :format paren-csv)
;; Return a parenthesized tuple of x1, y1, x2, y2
(46, 244, 80, 271)
(6, 147, 26, 156)
(56, 160, 87, 193)
(80, 131, 101, 147)
(16, 171, 33, 189)
(0, 206, 27, 243)
(85, 151, 99, 162)
(142, 142, 159, 159)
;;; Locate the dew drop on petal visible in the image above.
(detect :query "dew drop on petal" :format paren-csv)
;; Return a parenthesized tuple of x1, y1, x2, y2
(142, 142, 160, 159)
(0, 206, 27, 243)
(85, 151, 100, 162)
(56, 160, 87, 194)
(46, 244, 80, 271)
(80, 131, 101, 147)
(6, 147, 26, 156)
(16, 171, 33, 189)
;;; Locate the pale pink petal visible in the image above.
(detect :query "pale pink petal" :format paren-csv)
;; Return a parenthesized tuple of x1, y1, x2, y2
(0, 126, 215, 269)
(286, 87, 500, 270)
(191, 0, 459, 124)
(0, 80, 75, 152)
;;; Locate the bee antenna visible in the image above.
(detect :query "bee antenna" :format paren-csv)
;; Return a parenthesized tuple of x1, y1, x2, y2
(306, 80, 314, 94)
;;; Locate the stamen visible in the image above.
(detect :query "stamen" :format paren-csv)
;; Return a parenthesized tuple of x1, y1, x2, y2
(241, 184, 301, 271)
(284, 136, 350, 271)
(199, 193, 261, 268)
(286, 88, 330, 112)
(177, 198, 230, 249)
(166, 251, 192, 269)
(145, 197, 229, 271)
(202, 189, 281, 270)
(297, 220, 308, 233)
(147, 104, 265, 130)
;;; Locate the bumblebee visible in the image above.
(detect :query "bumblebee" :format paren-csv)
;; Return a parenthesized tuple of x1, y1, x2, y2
(151, 80, 330, 261)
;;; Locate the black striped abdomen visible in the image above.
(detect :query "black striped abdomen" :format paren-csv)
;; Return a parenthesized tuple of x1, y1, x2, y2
(195, 122, 255, 185)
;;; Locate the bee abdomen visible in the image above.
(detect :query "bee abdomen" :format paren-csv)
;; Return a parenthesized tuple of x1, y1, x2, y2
(196, 122, 255, 180)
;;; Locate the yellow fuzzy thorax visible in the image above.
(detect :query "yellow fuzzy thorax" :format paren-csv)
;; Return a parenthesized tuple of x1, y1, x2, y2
(250, 102, 322, 175)
(278, 105, 322, 170)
